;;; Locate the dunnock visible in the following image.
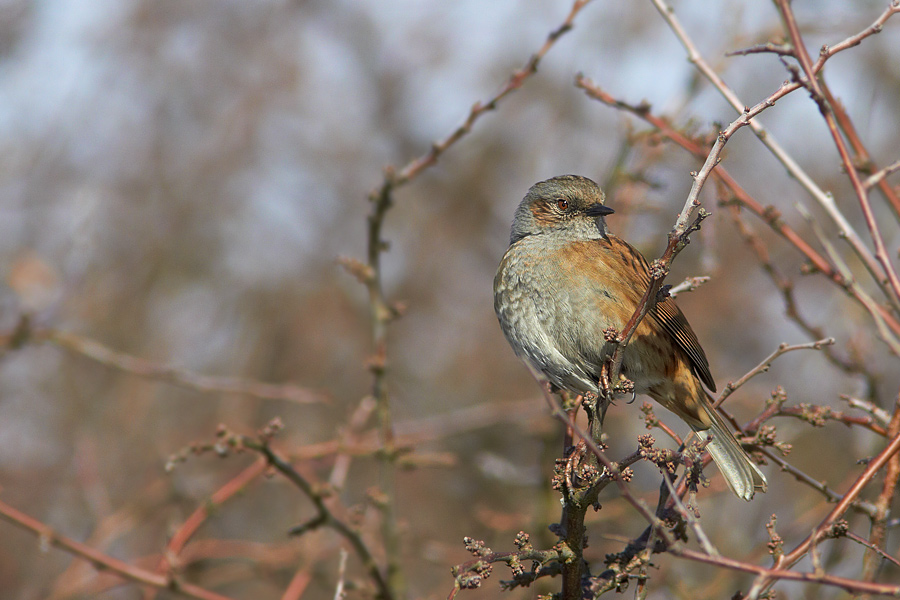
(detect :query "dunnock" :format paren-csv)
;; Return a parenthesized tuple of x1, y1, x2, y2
(494, 175, 766, 500)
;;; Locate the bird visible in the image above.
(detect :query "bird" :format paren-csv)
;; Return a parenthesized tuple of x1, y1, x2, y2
(493, 174, 767, 501)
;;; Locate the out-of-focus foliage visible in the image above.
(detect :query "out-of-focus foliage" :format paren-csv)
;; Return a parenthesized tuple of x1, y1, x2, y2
(0, 1, 898, 598)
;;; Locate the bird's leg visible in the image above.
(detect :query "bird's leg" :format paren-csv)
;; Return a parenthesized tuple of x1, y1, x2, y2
(581, 391, 604, 448)
(563, 442, 587, 491)
(599, 362, 633, 403)
(599, 362, 612, 403)
(618, 375, 636, 404)
(558, 389, 578, 455)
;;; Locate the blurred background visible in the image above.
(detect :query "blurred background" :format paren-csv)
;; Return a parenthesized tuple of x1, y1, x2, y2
(0, 0, 898, 598)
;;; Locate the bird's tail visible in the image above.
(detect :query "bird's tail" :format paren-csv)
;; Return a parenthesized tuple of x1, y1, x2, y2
(690, 403, 767, 501)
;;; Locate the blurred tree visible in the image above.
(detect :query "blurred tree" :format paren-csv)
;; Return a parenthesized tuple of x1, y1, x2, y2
(0, 1, 899, 599)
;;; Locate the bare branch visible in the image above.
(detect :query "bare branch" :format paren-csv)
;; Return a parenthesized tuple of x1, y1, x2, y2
(0, 500, 236, 600)
(715, 339, 835, 408)
(1, 326, 326, 404)
(863, 158, 900, 190)
(748, 429, 900, 597)
(653, 0, 900, 311)
(667, 276, 710, 297)
(773, 0, 900, 308)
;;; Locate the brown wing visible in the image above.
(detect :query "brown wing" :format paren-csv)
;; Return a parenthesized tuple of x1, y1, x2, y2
(653, 297, 716, 391)
(608, 235, 716, 392)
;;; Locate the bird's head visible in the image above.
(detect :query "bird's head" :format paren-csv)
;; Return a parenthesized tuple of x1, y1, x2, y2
(509, 174, 614, 245)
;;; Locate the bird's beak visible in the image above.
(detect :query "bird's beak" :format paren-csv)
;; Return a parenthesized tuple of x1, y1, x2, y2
(585, 203, 614, 217)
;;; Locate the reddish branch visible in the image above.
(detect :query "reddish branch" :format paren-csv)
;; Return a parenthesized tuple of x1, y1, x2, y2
(749, 429, 900, 596)
(673, 545, 900, 597)
(143, 459, 269, 600)
(0, 500, 235, 600)
(378, 0, 594, 191)
(864, 393, 900, 581)
(773, 0, 900, 309)
(575, 77, 900, 340)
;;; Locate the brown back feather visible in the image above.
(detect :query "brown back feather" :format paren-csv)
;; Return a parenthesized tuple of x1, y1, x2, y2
(608, 236, 716, 392)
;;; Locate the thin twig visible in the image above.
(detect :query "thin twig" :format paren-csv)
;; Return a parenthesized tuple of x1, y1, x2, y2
(773, 0, 900, 309)
(849, 532, 900, 571)
(653, 0, 900, 312)
(661, 475, 719, 557)
(842, 395, 892, 427)
(775, 405, 886, 437)
(0, 500, 235, 600)
(0, 327, 326, 404)
(726, 42, 793, 57)
(759, 449, 879, 519)
(333, 549, 349, 600)
(715, 339, 834, 408)
(667, 276, 710, 297)
(862, 392, 900, 582)
(145, 459, 268, 600)
(748, 430, 900, 598)
(242, 437, 394, 600)
(863, 159, 900, 190)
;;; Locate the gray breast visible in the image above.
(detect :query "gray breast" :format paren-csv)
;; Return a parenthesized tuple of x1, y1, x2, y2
(494, 236, 604, 393)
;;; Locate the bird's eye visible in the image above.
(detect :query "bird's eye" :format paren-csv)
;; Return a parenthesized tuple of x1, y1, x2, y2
(556, 198, 569, 211)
